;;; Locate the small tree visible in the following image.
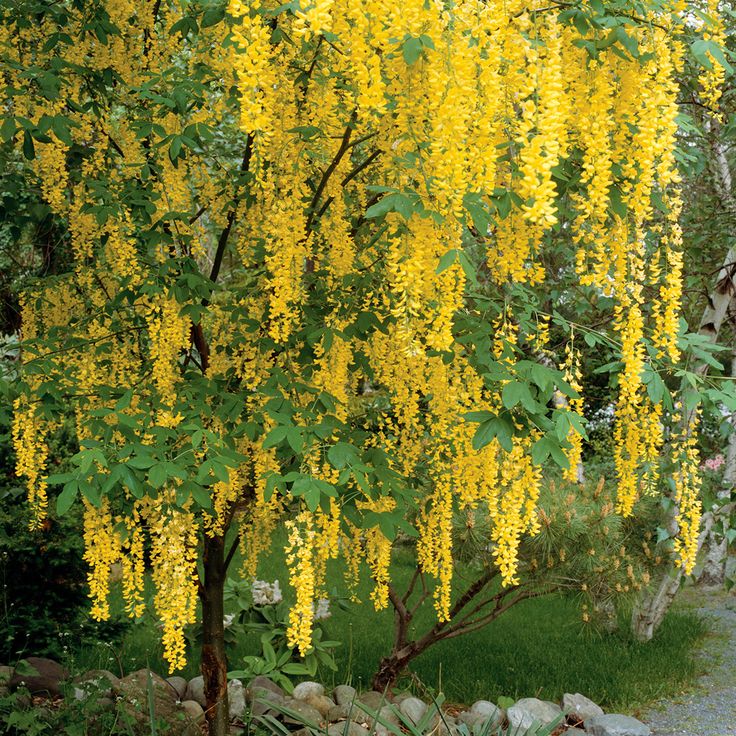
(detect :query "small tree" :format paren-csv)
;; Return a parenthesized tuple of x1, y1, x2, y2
(2, 2, 720, 734)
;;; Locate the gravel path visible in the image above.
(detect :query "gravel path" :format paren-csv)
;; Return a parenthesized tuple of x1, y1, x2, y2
(642, 592, 736, 736)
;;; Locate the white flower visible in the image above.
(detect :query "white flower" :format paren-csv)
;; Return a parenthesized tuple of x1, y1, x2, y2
(223, 613, 236, 628)
(251, 579, 283, 606)
(312, 598, 331, 621)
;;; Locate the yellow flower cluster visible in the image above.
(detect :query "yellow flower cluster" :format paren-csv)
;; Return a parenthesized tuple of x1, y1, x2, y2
(82, 499, 121, 621)
(284, 511, 317, 655)
(560, 341, 584, 483)
(148, 495, 199, 672)
(699, 0, 726, 116)
(671, 416, 703, 575)
(147, 296, 190, 409)
(11, 400, 49, 528)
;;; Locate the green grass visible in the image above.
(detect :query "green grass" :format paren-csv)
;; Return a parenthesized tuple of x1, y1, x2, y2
(67, 533, 708, 714)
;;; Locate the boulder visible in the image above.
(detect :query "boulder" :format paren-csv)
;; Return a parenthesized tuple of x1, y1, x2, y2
(293, 681, 325, 701)
(167, 676, 189, 700)
(0, 665, 12, 696)
(562, 693, 603, 725)
(584, 714, 651, 736)
(328, 703, 354, 722)
(246, 676, 286, 716)
(399, 696, 427, 725)
(358, 691, 386, 710)
(73, 669, 120, 700)
(458, 702, 503, 733)
(327, 722, 370, 736)
(281, 697, 324, 727)
(114, 668, 184, 735)
(507, 698, 562, 732)
(228, 679, 246, 720)
(185, 676, 206, 708)
(180, 699, 206, 735)
(305, 693, 336, 717)
(333, 684, 358, 706)
(9, 657, 68, 697)
(247, 676, 285, 699)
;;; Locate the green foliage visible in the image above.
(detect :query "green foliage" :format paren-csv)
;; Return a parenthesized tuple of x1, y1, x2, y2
(195, 577, 340, 692)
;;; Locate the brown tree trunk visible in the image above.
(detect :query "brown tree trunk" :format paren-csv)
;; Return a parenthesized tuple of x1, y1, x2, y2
(201, 533, 229, 736)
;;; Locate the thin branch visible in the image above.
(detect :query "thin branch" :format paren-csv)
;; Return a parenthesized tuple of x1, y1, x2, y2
(208, 135, 254, 286)
(304, 112, 357, 235)
(224, 535, 240, 572)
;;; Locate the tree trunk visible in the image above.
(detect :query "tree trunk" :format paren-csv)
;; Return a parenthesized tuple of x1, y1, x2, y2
(698, 347, 736, 588)
(631, 124, 736, 640)
(201, 533, 229, 736)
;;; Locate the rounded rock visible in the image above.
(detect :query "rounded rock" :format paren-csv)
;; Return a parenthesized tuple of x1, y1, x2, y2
(166, 676, 189, 701)
(399, 696, 427, 725)
(584, 714, 651, 736)
(327, 722, 370, 736)
(507, 698, 562, 732)
(185, 676, 206, 708)
(293, 681, 325, 701)
(333, 685, 358, 706)
(562, 693, 604, 725)
(305, 693, 336, 717)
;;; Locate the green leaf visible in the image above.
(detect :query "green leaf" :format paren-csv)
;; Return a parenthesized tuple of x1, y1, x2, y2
(402, 36, 424, 65)
(327, 442, 358, 469)
(56, 481, 78, 515)
(263, 426, 288, 449)
(23, 130, 35, 160)
(201, 6, 226, 27)
(149, 462, 167, 489)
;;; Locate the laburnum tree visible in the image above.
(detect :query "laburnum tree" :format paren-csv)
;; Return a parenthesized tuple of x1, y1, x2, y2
(1, 0, 727, 733)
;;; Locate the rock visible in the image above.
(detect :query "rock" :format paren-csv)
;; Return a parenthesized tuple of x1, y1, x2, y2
(306, 693, 336, 717)
(96, 696, 115, 710)
(0, 666, 12, 682)
(293, 681, 325, 701)
(185, 676, 206, 708)
(114, 668, 184, 735)
(372, 705, 402, 728)
(327, 722, 370, 736)
(584, 714, 651, 736)
(9, 657, 68, 697)
(334, 685, 358, 706)
(399, 696, 427, 725)
(328, 703, 354, 722)
(247, 676, 285, 699)
(507, 698, 562, 732)
(180, 699, 206, 734)
(458, 702, 503, 733)
(358, 691, 386, 710)
(246, 676, 286, 716)
(562, 693, 604, 725)
(229, 679, 246, 720)
(167, 676, 189, 700)
(470, 700, 498, 718)
(73, 669, 120, 699)
(564, 730, 586, 735)
(181, 699, 205, 722)
(282, 697, 324, 727)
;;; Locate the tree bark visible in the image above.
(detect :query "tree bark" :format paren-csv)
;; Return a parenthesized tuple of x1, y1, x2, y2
(698, 346, 736, 588)
(201, 533, 229, 736)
